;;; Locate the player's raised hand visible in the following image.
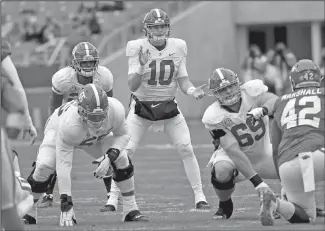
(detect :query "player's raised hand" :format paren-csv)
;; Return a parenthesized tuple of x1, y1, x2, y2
(139, 46, 150, 66)
(60, 194, 77, 227)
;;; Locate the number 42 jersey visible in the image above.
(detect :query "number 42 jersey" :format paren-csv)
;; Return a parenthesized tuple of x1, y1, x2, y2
(202, 80, 272, 161)
(273, 87, 324, 166)
(126, 38, 188, 101)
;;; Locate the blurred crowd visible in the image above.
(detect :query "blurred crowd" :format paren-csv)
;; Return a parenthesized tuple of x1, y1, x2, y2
(1, 1, 125, 47)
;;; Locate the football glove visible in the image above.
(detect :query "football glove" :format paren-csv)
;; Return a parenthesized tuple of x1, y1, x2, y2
(93, 154, 111, 179)
(247, 107, 268, 120)
(187, 84, 206, 100)
(60, 194, 77, 227)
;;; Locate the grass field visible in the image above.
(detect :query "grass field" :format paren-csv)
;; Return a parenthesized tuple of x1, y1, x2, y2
(15, 121, 324, 231)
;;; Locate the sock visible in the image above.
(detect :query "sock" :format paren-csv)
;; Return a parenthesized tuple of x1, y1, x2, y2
(103, 176, 112, 196)
(276, 199, 310, 223)
(106, 180, 119, 206)
(213, 187, 235, 202)
(182, 155, 206, 203)
(115, 177, 138, 214)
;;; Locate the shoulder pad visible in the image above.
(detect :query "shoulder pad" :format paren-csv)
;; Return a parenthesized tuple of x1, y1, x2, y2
(170, 38, 187, 57)
(59, 107, 84, 145)
(202, 102, 227, 129)
(96, 66, 114, 92)
(241, 79, 268, 97)
(52, 67, 75, 94)
(126, 39, 144, 57)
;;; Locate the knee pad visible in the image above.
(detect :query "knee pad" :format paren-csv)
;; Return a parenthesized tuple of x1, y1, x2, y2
(27, 163, 56, 193)
(211, 167, 238, 190)
(112, 157, 134, 182)
(176, 143, 194, 160)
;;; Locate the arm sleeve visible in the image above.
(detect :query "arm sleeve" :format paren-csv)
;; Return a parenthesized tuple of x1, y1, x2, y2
(110, 100, 130, 151)
(271, 119, 282, 179)
(55, 123, 79, 196)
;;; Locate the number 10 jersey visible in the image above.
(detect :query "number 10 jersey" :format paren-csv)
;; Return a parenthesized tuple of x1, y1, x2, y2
(126, 38, 188, 101)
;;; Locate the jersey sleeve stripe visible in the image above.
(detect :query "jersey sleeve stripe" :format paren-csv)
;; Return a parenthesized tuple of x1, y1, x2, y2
(52, 86, 63, 95)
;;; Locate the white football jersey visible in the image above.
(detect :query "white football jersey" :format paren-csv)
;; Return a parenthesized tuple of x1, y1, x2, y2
(44, 97, 125, 149)
(126, 38, 188, 101)
(52, 66, 114, 103)
(202, 80, 272, 160)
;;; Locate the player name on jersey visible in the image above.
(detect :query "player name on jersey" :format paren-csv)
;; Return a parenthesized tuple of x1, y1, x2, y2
(281, 88, 322, 100)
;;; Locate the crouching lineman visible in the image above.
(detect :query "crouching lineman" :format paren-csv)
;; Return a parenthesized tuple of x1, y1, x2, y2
(27, 84, 148, 226)
(39, 41, 114, 210)
(260, 59, 325, 226)
(202, 68, 282, 220)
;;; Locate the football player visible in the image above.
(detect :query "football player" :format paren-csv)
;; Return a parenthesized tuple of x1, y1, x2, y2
(260, 59, 324, 226)
(105, 8, 210, 211)
(1, 37, 37, 144)
(202, 68, 281, 220)
(27, 84, 148, 226)
(39, 41, 114, 210)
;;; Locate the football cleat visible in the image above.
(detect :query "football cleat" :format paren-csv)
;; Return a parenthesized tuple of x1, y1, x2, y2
(123, 210, 148, 222)
(260, 188, 276, 226)
(195, 201, 211, 210)
(22, 214, 37, 225)
(212, 198, 233, 219)
(316, 208, 325, 217)
(37, 194, 53, 208)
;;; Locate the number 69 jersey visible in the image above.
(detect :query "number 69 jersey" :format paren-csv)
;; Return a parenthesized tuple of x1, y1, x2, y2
(202, 80, 272, 160)
(126, 38, 188, 101)
(273, 87, 324, 167)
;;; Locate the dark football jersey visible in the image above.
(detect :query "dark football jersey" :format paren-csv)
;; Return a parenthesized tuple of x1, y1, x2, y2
(274, 87, 324, 166)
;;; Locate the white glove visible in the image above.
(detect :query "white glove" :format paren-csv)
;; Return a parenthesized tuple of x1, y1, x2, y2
(60, 195, 77, 227)
(255, 182, 270, 201)
(187, 84, 206, 100)
(92, 154, 111, 179)
(247, 107, 268, 120)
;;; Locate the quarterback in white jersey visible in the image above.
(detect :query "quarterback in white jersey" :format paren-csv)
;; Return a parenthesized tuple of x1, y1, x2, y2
(41, 41, 114, 210)
(105, 8, 210, 211)
(202, 68, 279, 220)
(27, 84, 148, 226)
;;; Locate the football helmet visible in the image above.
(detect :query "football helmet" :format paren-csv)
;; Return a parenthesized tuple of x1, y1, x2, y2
(143, 8, 171, 46)
(208, 68, 241, 105)
(77, 84, 108, 128)
(289, 59, 322, 90)
(72, 42, 99, 77)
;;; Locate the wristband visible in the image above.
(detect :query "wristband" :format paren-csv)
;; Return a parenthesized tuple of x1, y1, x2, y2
(187, 87, 196, 96)
(262, 106, 268, 116)
(136, 66, 145, 75)
(249, 174, 263, 188)
(106, 148, 120, 162)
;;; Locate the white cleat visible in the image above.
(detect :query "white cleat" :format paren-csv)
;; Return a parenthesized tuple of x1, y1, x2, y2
(260, 188, 276, 226)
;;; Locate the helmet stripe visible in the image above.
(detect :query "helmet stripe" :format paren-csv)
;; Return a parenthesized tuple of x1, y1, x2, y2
(216, 68, 225, 82)
(89, 84, 100, 108)
(155, 8, 161, 18)
(84, 42, 90, 56)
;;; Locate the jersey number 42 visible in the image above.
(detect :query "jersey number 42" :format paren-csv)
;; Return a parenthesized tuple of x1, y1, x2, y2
(281, 95, 321, 129)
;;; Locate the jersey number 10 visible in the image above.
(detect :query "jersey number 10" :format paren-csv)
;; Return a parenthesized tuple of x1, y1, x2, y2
(148, 60, 175, 86)
(281, 95, 321, 129)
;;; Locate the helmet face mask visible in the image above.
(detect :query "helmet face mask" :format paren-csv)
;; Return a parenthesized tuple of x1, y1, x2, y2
(208, 68, 241, 106)
(77, 84, 108, 129)
(143, 9, 170, 47)
(72, 42, 100, 78)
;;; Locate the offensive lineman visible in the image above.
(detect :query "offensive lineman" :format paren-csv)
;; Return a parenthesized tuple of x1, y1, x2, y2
(202, 68, 280, 219)
(105, 8, 210, 211)
(39, 42, 114, 210)
(27, 84, 148, 226)
(260, 59, 324, 226)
